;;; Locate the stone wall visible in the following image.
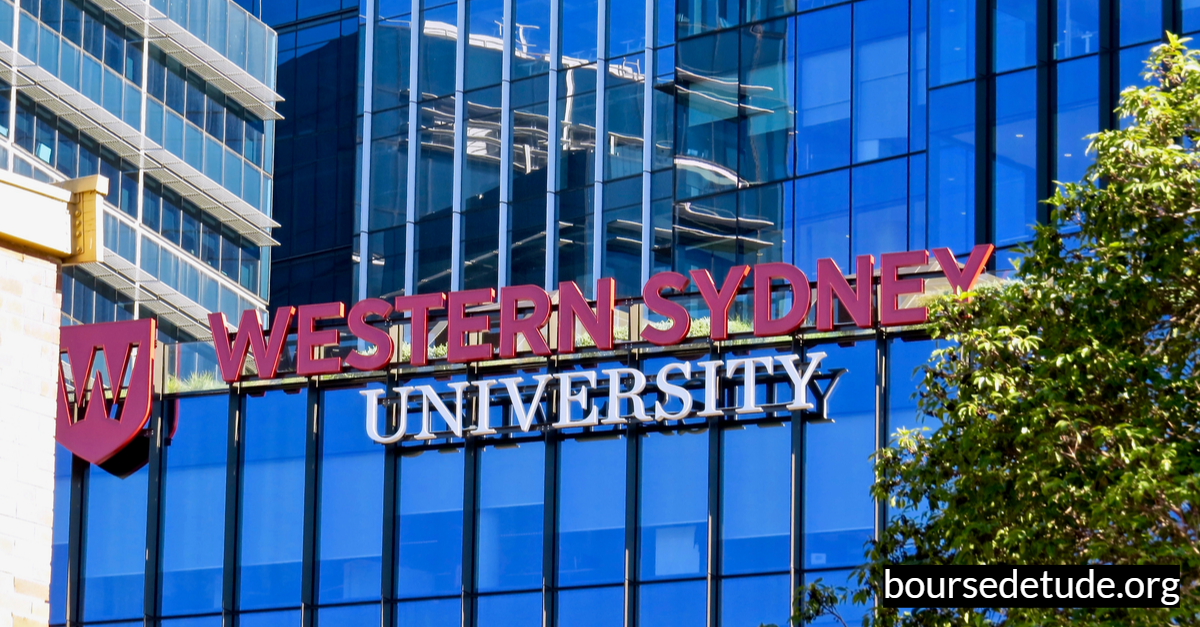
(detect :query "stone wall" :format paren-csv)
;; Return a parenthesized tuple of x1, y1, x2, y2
(0, 241, 62, 627)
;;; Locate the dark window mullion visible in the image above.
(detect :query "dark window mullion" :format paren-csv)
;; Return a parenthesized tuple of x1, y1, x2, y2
(300, 382, 322, 626)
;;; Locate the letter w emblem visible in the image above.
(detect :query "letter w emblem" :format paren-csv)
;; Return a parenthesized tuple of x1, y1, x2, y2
(56, 319, 156, 477)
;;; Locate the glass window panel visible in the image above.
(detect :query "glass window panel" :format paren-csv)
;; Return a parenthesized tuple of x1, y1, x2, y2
(909, 153, 926, 250)
(739, 19, 793, 185)
(1187, 0, 1200, 33)
(851, 157, 907, 257)
(556, 66, 597, 190)
(1056, 55, 1098, 185)
(677, 0, 737, 39)
(739, 182, 786, 266)
(239, 609, 301, 627)
(601, 176, 642, 298)
(887, 337, 938, 436)
(477, 442, 545, 592)
(82, 465, 148, 621)
(672, 190, 736, 278)
(556, 586, 623, 627)
(675, 30, 739, 200)
(40, 25, 60, 75)
(930, 0, 973, 86)
(319, 386, 385, 603)
(239, 389, 307, 610)
(993, 69, 1038, 246)
(163, 616, 221, 627)
(604, 56, 645, 181)
(637, 580, 705, 627)
(1119, 42, 1156, 93)
(556, 187, 594, 288)
(161, 394, 229, 615)
(608, 0, 644, 56)
(995, 0, 1037, 72)
(513, 0, 551, 78)
(560, 0, 596, 64)
(396, 598, 461, 627)
(927, 82, 975, 253)
(420, 3, 458, 98)
(477, 593, 541, 627)
(853, 0, 908, 162)
(721, 425, 790, 575)
(49, 445, 72, 625)
(796, 6, 850, 175)
(794, 170, 849, 279)
(803, 342, 875, 569)
(558, 437, 626, 586)
(318, 604, 381, 627)
(639, 430, 707, 580)
(397, 448, 464, 598)
(720, 575, 791, 627)
(1055, 0, 1099, 59)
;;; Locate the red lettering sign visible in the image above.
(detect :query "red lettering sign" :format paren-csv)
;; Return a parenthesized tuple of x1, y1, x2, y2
(210, 247, 993, 381)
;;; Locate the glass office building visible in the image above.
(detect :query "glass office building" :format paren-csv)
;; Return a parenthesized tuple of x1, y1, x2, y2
(47, 0, 1200, 627)
(0, 0, 279, 341)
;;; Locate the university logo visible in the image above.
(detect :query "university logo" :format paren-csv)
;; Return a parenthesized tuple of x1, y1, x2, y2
(56, 319, 157, 477)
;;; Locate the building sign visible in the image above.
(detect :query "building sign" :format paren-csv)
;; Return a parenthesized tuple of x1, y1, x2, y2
(359, 350, 846, 444)
(203, 245, 991, 445)
(207, 245, 994, 381)
(56, 319, 157, 477)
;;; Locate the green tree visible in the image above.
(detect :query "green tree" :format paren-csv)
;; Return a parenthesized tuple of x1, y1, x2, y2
(798, 35, 1200, 626)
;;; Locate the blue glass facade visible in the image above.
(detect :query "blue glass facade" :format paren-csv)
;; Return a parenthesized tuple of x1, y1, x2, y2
(48, 0, 1200, 625)
(52, 333, 948, 627)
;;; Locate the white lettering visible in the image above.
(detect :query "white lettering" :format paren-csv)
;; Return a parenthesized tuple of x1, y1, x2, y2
(726, 356, 774, 414)
(775, 351, 826, 411)
(555, 371, 600, 428)
(602, 367, 648, 424)
(655, 361, 693, 421)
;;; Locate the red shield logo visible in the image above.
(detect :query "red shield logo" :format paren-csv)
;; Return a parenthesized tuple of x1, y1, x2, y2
(57, 319, 157, 477)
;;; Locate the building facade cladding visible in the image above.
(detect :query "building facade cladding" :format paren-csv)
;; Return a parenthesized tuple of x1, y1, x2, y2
(0, 0, 279, 342)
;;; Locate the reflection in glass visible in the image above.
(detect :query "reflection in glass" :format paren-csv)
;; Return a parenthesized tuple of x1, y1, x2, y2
(677, 0, 738, 39)
(722, 425, 790, 574)
(416, 96, 455, 294)
(602, 176, 643, 298)
(721, 575, 791, 627)
(852, 157, 907, 257)
(794, 170, 849, 278)
(477, 443, 544, 592)
(420, 3, 459, 99)
(510, 76, 549, 286)
(513, 0, 552, 78)
(478, 593, 541, 627)
(557, 586, 623, 627)
(239, 389, 307, 609)
(398, 448, 464, 598)
(161, 394, 229, 615)
(82, 464, 148, 621)
(853, 0, 908, 162)
(560, 0, 597, 65)
(995, 0, 1037, 72)
(605, 55, 645, 181)
(675, 30, 739, 200)
(673, 191, 736, 278)
(1056, 56, 1098, 186)
(1055, 0, 1099, 59)
(993, 70, 1037, 247)
(319, 386, 385, 603)
(558, 437, 626, 586)
(739, 18, 793, 185)
(462, 86, 502, 290)
(608, 0, 644, 56)
(162, 616, 220, 627)
(640, 430, 707, 580)
(397, 598, 461, 627)
(804, 342, 875, 569)
(908, 153, 926, 250)
(638, 580, 705, 627)
(796, 6, 850, 175)
(927, 82, 974, 253)
(739, 183, 786, 266)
